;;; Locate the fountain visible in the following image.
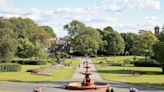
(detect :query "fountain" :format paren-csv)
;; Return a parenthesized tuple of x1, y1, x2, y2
(65, 60, 110, 90)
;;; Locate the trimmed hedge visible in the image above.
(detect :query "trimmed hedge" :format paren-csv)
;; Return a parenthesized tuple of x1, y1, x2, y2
(12, 60, 47, 65)
(0, 63, 21, 72)
(134, 61, 160, 67)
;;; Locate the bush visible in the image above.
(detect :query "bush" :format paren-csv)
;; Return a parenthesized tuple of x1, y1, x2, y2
(12, 60, 47, 65)
(134, 61, 160, 67)
(0, 63, 21, 72)
(37, 60, 47, 65)
(56, 51, 69, 59)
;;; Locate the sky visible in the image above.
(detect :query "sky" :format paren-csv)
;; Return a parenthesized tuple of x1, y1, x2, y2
(0, 0, 164, 37)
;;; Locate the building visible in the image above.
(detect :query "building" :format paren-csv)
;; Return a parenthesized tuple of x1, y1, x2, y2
(49, 36, 73, 53)
(154, 26, 160, 36)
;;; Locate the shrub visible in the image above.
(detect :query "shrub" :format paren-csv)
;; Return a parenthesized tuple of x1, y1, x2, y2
(12, 60, 47, 65)
(0, 63, 21, 72)
(37, 60, 47, 65)
(56, 51, 69, 59)
(134, 61, 160, 67)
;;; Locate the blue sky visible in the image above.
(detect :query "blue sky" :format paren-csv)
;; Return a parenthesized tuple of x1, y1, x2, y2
(0, 0, 164, 37)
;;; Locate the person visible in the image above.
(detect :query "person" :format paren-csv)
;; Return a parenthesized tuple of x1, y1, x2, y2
(78, 63, 80, 69)
(106, 84, 114, 92)
(33, 86, 41, 92)
(129, 87, 137, 92)
(106, 87, 114, 92)
(83, 61, 85, 66)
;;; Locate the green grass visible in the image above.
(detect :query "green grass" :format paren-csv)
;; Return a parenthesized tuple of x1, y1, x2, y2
(0, 59, 79, 82)
(92, 56, 164, 89)
(0, 90, 21, 92)
(92, 56, 144, 63)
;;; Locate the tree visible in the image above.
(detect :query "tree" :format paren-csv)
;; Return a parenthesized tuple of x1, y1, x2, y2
(121, 33, 136, 54)
(153, 32, 164, 74)
(9, 17, 38, 40)
(33, 41, 48, 60)
(0, 18, 17, 62)
(130, 30, 158, 61)
(17, 38, 34, 58)
(153, 42, 164, 74)
(64, 20, 103, 56)
(102, 26, 125, 55)
(34, 27, 51, 47)
(64, 20, 86, 38)
(40, 26, 56, 38)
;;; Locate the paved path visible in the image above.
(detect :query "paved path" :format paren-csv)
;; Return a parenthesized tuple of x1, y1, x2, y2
(70, 58, 104, 82)
(0, 58, 164, 92)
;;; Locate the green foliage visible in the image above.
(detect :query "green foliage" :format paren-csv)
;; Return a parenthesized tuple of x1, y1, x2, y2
(40, 26, 56, 38)
(121, 33, 136, 53)
(64, 20, 86, 37)
(0, 63, 21, 72)
(130, 30, 158, 56)
(9, 17, 38, 40)
(64, 20, 103, 56)
(153, 42, 164, 73)
(34, 27, 51, 47)
(17, 38, 34, 58)
(33, 41, 48, 60)
(102, 26, 125, 55)
(153, 33, 164, 67)
(0, 17, 55, 63)
(134, 61, 159, 67)
(9, 17, 54, 47)
(0, 59, 79, 82)
(158, 33, 164, 42)
(0, 18, 17, 62)
(12, 59, 47, 65)
(56, 51, 69, 59)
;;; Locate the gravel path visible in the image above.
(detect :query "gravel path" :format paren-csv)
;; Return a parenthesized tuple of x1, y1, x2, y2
(0, 58, 164, 92)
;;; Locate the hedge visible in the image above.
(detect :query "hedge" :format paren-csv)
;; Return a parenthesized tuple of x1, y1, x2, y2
(0, 63, 21, 72)
(12, 60, 47, 65)
(134, 61, 160, 67)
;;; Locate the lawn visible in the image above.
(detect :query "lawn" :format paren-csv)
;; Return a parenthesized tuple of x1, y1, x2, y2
(0, 90, 21, 92)
(0, 59, 79, 82)
(92, 56, 164, 89)
(92, 56, 144, 63)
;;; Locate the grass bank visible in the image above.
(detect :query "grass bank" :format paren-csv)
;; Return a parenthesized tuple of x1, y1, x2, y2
(0, 58, 79, 82)
(92, 56, 164, 89)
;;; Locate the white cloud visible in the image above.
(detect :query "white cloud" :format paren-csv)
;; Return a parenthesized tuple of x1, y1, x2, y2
(90, 0, 161, 13)
(123, 0, 160, 10)
(0, 0, 162, 37)
(145, 16, 157, 21)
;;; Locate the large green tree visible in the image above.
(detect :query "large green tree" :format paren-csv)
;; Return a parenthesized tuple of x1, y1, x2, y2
(17, 38, 34, 58)
(9, 17, 38, 41)
(121, 33, 136, 54)
(64, 20, 103, 56)
(102, 26, 125, 55)
(153, 42, 164, 74)
(40, 26, 56, 38)
(0, 18, 17, 62)
(64, 20, 86, 38)
(130, 30, 158, 60)
(153, 32, 164, 74)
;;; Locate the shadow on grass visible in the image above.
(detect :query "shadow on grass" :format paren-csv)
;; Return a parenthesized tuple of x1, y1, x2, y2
(97, 69, 162, 75)
(109, 82, 164, 90)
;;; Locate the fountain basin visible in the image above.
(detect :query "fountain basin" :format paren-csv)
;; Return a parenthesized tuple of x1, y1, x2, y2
(65, 82, 109, 90)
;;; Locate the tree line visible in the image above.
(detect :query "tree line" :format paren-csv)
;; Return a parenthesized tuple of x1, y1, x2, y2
(64, 20, 158, 57)
(64, 20, 164, 73)
(0, 17, 56, 62)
